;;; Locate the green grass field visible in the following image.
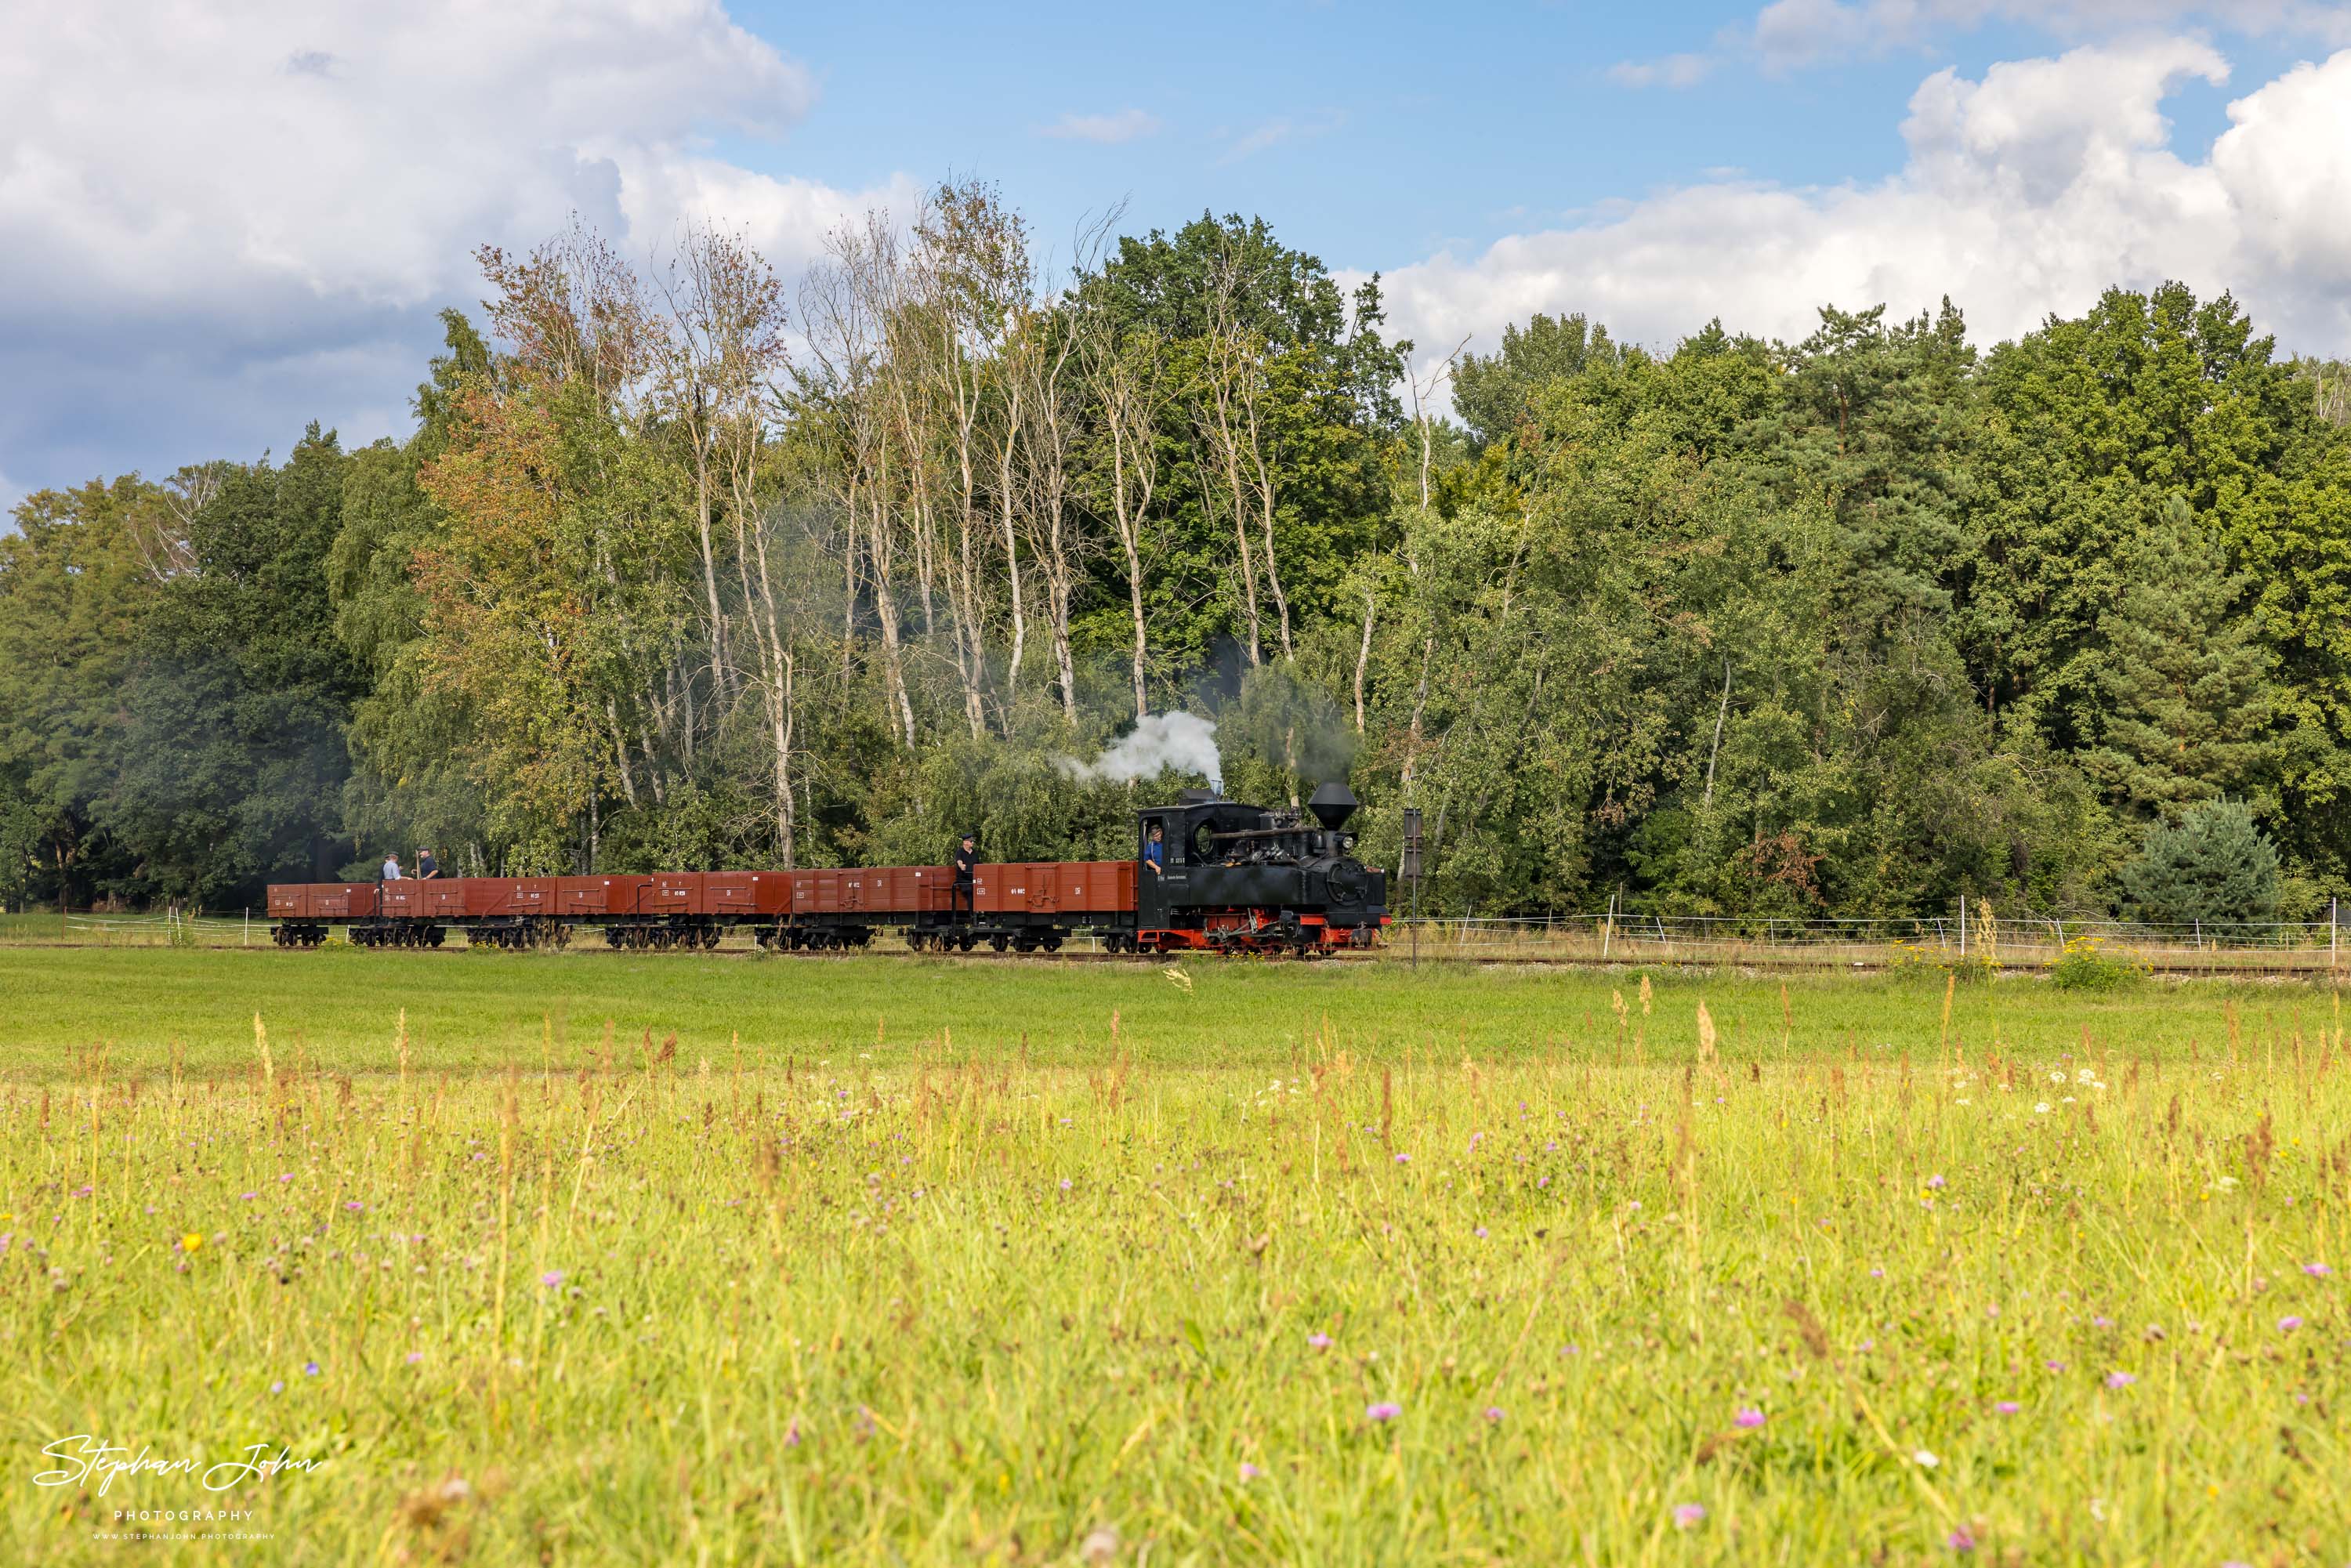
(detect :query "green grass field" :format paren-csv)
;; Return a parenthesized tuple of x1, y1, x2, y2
(2, 949, 2346, 1563)
(2, 945, 2345, 1076)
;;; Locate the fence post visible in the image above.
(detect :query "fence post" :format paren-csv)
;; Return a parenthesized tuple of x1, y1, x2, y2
(1602, 892, 1616, 961)
(2331, 898, 2338, 975)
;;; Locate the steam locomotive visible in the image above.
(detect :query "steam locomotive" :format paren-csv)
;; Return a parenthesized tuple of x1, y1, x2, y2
(266, 784, 1387, 957)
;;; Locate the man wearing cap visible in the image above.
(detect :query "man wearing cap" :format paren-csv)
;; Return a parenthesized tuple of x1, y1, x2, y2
(953, 832, 977, 919)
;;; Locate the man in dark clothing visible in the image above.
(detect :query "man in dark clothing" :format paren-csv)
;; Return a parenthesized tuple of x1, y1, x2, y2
(417, 848, 440, 880)
(1143, 823, 1166, 877)
(953, 834, 977, 918)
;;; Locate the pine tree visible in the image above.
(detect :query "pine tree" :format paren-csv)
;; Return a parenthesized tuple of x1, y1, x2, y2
(2085, 496, 2280, 816)
(2120, 798, 2281, 924)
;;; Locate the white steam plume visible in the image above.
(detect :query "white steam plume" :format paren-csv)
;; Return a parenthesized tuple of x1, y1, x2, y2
(1056, 712, 1223, 791)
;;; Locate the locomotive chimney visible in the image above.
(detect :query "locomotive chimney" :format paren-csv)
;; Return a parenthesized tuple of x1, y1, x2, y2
(1307, 781, 1358, 831)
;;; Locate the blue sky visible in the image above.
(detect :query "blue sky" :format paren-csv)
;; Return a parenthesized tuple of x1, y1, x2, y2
(731, 0, 2291, 273)
(3, 0, 2349, 513)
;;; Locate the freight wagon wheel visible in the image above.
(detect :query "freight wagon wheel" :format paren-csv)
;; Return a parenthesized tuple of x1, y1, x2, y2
(429, 928, 445, 948)
(1042, 935, 1063, 953)
(991, 935, 1009, 954)
(700, 926, 720, 951)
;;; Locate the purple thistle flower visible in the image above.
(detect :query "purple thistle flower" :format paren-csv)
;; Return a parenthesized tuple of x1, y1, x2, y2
(1994, 1400, 2020, 1414)
(406, 1352, 423, 1364)
(2092, 1315, 2113, 1329)
(1237, 1461, 1261, 1481)
(1947, 1525, 1976, 1552)
(270, 1381, 284, 1394)
(1672, 1503, 1707, 1530)
(2304, 1262, 2332, 1277)
(1473, 1226, 1488, 1239)
(1926, 1174, 1946, 1190)
(302, 1361, 320, 1376)
(1058, 1179, 1072, 1191)
(344, 1200, 364, 1212)
(241, 1192, 256, 1200)
(1393, 1153, 1409, 1164)
(540, 1269, 565, 1288)
(2044, 1360, 2066, 1373)
(279, 1174, 294, 1182)
(1483, 1406, 1505, 1422)
(2104, 1371, 2135, 1389)
(1869, 1267, 1885, 1279)
(2278, 1315, 2303, 1332)
(784, 1418, 802, 1448)
(1308, 1332, 1332, 1349)
(1733, 1407, 1765, 1429)
(1366, 1401, 1401, 1423)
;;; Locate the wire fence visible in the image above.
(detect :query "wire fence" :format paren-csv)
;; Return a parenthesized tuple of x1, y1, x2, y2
(0, 908, 277, 948)
(1382, 911, 2349, 974)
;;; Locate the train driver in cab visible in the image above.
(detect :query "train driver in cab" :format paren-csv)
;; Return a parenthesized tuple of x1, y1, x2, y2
(1144, 822, 1165, 877)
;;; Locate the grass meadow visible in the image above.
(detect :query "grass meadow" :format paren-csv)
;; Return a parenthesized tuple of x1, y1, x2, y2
(0, 947, 2346, 1563)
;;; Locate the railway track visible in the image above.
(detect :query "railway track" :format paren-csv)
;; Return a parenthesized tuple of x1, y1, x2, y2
(11, 939, 2345, 980)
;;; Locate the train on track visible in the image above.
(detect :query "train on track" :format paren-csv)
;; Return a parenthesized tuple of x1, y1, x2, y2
(267, 785, 1388, 958)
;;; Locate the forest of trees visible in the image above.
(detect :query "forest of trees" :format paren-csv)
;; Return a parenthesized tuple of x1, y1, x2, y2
(6, 179, 2351, 922)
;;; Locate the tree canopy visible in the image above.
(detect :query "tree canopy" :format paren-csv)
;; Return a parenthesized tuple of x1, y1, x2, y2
(6, 183, 2349, 922)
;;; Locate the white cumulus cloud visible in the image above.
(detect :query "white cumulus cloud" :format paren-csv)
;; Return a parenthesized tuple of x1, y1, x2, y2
(1367, 39, 2351, 391)
(0, 0, 907, 488)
